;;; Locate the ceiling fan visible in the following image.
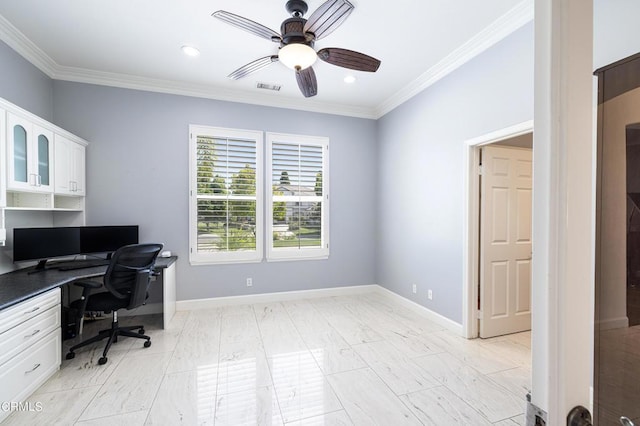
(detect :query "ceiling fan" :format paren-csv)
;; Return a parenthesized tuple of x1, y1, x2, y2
(212, 0, 381, 98)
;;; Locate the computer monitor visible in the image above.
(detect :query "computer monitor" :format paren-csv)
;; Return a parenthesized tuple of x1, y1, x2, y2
(13, 226, 139, 266)
(80, 226, 139, 255)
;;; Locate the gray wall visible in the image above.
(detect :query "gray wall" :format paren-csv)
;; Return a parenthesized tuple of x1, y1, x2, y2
(0, 41, 53, 121)
(375, 22, 534, 323)
(0, 41, 55, 273)
(52, 82, 378, 301)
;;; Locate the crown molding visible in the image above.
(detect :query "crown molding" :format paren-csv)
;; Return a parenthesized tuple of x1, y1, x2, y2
(0, 14, 57, 77)
(0, 1, 533, 121)
(374, 0, 534, 119)
(51, 65, 379, 119)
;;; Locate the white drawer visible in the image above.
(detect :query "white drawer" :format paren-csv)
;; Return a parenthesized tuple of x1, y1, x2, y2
(0, 304, 60, 366)
(0, 330, 61, 423)
(0, 288, 60, 335)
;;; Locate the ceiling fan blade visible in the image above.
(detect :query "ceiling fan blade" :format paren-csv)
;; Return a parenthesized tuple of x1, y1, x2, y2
(317, 48, 381, 72)
(295, 67, 318, 98)
(228, 56, 279, 80)
(213, 11, 281, 43)
(303, 0, 354, 41)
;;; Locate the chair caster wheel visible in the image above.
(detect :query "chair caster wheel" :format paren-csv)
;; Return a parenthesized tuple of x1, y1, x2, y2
(66, 352, 75, 360)
(98, 357, 108, 365)
(138, 328, 145, 335)
(144, 340, 151, 348)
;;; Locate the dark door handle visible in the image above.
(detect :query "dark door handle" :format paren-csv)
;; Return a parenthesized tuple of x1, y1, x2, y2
(567, 406, 592, 426)
(620, 417, 635, 426)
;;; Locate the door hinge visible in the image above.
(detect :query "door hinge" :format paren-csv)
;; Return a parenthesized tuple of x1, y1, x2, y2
(476, 310, 483, 319)
(190, 247, 193, 253)
(478, 165, 484, 175)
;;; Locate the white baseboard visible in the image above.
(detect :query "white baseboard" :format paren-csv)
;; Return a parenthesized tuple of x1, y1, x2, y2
(176, 285, 379, 311)
(175, 284, 463, 336)
(373, 286, 464, 336)
(118, 302, 163, 317)
(597, 316, 629, 331)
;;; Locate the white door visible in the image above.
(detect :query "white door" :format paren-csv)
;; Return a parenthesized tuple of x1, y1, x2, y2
(479, 145, 532, 338)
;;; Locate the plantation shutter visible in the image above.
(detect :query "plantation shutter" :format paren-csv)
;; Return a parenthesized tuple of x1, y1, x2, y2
(267, 133, 329, 260)
(190, 126, 262, 264)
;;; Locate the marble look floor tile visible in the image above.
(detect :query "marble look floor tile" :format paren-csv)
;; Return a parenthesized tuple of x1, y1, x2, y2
(36, 347, 126, 394)
(269, 351, 343, 423)
(145, 370, 216, 425)
(219, 304, 255, 316)
(480, 339, 531, 369)
(166, 334, 220, 373)
(254, 303, 308, 358)
(493, 414, 526, 425)
(309, 343, 367, 375)
(127, 327, 181, 357)
(315, 306, 384, 345)
(327, 368, 422, 426)
(413, 353, 524, 423)
(378, 327, 446, 359)
(218, 339, 272, 394)
(486, 367, 532, 400)
(285, 410, 353, 425)
(358, 294, 444, 334)
(214, 386, 283, 426)
(77, 352, 172, 421)
(399, 386, 492, 425)
(2, 386, 100, 426)
(220, 312, 261, 344)
(420, 331, 518, 374)
(352, 340, 440, 395)
(75, 410, 149, 425)
(282, 300, 335, 336)
(505, 331, 531, 349)
(164, 310, 189, 332)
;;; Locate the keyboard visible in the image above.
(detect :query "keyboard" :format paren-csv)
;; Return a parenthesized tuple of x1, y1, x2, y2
(56, 259, 110, 271)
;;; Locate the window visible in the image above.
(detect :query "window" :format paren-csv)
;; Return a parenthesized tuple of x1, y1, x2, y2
(189, 126, 263, 264)
(266, 132, 329, 261)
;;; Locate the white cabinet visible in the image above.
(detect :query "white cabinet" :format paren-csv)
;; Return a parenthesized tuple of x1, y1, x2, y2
(6, 112, 54, 193)
(0, 288, 61, 423)
(54, 135, 86, 196)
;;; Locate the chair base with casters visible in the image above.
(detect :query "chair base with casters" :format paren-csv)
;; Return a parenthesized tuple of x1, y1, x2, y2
(65, 311, 151, 365)
(64, 243, 163, 365)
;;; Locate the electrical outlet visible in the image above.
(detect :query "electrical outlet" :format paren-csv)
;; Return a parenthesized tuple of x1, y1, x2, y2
(412, 283, 417, 294)
(428, 289, 433, 300)
(246, 278, 253, 287)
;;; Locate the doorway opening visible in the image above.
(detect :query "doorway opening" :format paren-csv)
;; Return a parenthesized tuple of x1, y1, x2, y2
(462, 121, 534, 339)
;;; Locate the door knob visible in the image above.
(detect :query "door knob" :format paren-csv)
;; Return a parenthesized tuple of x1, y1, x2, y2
(620, 417, 635, 426)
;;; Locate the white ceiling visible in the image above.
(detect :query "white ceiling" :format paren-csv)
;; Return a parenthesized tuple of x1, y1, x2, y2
(0, 0, 532, 118)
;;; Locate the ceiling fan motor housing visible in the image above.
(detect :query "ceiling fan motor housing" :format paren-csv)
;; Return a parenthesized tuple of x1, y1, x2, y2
(281, 17, 314, 47)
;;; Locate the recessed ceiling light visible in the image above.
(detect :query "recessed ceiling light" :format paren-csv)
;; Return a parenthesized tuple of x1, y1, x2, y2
(344, 75, 356, 84)
(181, 45, 200, 57)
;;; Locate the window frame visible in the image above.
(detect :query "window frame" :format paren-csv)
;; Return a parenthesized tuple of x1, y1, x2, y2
(266, 132, 330, 261)
(189, 125, 263, 265)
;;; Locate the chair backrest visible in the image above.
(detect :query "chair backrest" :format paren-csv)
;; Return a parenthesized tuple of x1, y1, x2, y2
(103, 243, 163, 310)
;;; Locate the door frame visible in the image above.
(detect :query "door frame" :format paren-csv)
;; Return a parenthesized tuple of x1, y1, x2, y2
(462, 120, 534, 339)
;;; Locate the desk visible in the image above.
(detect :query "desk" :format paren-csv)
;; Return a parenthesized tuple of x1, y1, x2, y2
(0, 256, 177, 329)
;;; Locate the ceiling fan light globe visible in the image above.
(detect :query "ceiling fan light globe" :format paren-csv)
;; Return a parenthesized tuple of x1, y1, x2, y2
(278, 43, 317, 70)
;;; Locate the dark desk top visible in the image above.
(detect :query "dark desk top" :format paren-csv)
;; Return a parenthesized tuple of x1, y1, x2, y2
(0, 256, 177, 311)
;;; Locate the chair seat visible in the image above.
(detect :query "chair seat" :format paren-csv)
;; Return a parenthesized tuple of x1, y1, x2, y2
(71, 292, 130, 312)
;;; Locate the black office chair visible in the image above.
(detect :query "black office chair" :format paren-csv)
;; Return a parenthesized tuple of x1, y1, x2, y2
(65, 243, 163, 365)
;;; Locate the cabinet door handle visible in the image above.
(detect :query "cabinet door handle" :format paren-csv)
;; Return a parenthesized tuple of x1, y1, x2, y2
(25, 363, 41, 374)
(23, 306, 40, 315)
(24, 329, 41, 338)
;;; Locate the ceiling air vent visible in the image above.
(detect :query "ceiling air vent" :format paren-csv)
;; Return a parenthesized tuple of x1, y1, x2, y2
(256, 82, 282, 91)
